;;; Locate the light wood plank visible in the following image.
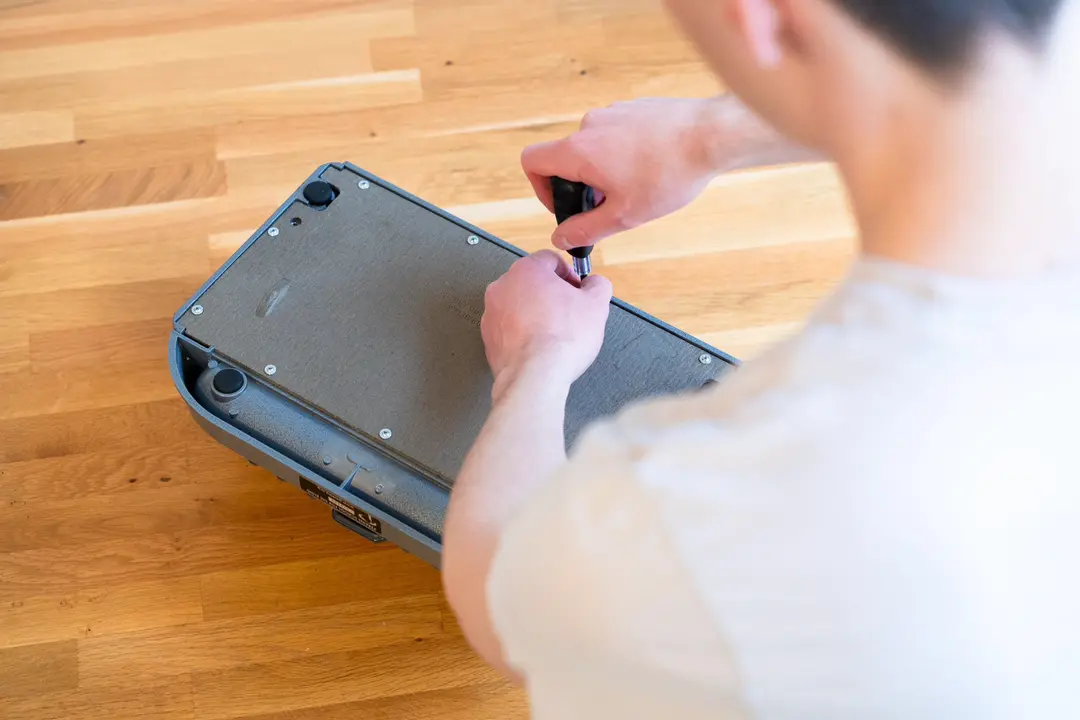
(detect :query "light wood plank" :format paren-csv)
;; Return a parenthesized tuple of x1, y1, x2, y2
(0, 8, 414, 81)
(0, 440, 261, 505)
(0, 399, 202, 465)
(700, 322, 806, 362)
(191, 636, 502, 720)
(0, 315, 29, 374)
(0, 111, 74, 150)
(76, 70, 424, 139)
(0, 158, 227, 222)
(0, 675, 195, 720)
(78, 595, 444, 689)
(0, 640, 79, 699)
(0, 578, 204, 650)
(0, 513, 369, 602)
(0, 129, 217, 185)
(200, 552, 442, 621)
(0, 228, 211, 297)
(0, 479, 326, 553)
(238, 683, 526, 720)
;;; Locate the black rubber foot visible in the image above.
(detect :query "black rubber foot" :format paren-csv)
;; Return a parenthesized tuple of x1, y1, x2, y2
(213, 368, 246, 395)
(303, 181, 336, 208)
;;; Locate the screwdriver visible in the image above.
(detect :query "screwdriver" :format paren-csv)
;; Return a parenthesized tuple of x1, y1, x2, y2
(550, 177, 597, 279)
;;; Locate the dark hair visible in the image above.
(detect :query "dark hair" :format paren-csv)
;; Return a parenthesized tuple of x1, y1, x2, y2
(834, 0, 1065, 70)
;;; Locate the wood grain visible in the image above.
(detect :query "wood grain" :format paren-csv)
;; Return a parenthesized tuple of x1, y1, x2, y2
(1, 578, 204, 650)
(0, 0, 854, 717)
(0, 111, 74, 150)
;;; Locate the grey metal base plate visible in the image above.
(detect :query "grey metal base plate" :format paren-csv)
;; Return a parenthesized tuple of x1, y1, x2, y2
(181, 164, 731, 486)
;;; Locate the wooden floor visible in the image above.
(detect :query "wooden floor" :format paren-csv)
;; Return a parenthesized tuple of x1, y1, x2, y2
(0, 1, 856, 718)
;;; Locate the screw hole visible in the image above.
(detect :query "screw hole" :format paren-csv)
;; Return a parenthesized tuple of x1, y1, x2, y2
(290, 217, 302, 227)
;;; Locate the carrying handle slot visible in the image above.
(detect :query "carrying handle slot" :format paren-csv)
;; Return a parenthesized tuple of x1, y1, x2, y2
(331, 509, 386, 543)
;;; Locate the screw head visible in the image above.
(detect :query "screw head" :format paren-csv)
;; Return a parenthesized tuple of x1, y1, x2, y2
(322, 456, 333, 466)
(191, 304, 204, 315)
(467, 235, 480, 246)
(379, 428, 393, 440)
(264, 364, 277, 375)
(699, 354, 712, 365)
(358, 180, 370, 189)
(268, 227, 280, 237)
(375, 484, 385, 494)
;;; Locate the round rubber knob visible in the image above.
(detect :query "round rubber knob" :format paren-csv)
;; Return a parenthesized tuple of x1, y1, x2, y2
(213, 368, 246, 396)
(302, 181, 336, 207)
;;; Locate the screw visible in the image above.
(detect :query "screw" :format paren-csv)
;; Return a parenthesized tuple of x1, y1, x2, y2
(191, 304, 204, 315)
(375, 484, 385, 494)
(268, 227, 280, 237)
(379, 428, 393, 440)
(467, 235, 480, 245)
(322, 456, 332, 466)
(358, 180, 370, 189)
(699, 354, 712, 365)
(265, 364, 277, 375)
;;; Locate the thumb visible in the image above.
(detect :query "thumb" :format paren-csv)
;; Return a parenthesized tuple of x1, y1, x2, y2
(552, 202, 629, 251)
(581, 274, 614, 301)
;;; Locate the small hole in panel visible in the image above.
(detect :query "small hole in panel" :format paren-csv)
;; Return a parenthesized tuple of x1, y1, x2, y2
(290, 217, 302, 227)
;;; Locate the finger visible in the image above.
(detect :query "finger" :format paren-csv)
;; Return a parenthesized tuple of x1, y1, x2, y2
(581, 274, 614, 301)
(526, 249, 563, 273)
(524, 168, 556, 213)
(522, 136, 603, 212)
(521, 138, 580, 181)
(525, 249, 580, 287)
(521, 141, 566, 213)
(552, 201, 630, 250)
(551, 256, 576, 283)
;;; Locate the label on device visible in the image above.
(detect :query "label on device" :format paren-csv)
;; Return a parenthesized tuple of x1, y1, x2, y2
(299, 477, 383, 536)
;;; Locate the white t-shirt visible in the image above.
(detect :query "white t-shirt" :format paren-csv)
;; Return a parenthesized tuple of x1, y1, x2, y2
(487, 257, 1080, 719)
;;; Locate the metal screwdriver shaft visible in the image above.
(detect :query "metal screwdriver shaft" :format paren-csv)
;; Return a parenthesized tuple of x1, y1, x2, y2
(550, 177, 597, 279)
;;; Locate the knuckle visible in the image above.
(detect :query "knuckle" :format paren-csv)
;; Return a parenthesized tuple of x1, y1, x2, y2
(576, 153, 606, 186)
(610, 206, 636, 230)
(567, 131, 592, 157)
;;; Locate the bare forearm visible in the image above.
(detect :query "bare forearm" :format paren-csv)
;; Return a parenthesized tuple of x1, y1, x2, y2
(699, 95, 823, 174)
(443, 363, 572, 678)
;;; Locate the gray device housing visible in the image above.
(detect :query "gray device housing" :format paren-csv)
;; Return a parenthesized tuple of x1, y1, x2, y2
(170, 163, 738, 567)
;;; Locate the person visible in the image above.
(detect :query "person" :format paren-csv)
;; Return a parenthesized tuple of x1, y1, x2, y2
(443, 0, 1080, 717)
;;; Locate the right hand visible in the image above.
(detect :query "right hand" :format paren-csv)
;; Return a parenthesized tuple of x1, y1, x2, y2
(482, 251, 613, 399)
(522, 97, 731, 251)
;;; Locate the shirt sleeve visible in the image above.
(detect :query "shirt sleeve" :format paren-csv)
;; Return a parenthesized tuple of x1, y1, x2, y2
(485, 413, 749, 718)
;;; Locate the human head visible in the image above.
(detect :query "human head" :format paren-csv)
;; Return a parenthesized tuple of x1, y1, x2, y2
(665, 0, 1072, 153)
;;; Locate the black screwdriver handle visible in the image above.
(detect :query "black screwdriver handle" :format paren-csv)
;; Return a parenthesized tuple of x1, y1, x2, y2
(550, 177, 597, 262)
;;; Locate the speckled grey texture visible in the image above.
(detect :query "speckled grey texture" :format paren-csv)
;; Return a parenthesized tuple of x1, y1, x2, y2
(184, 165, 731, 485)
(193, 366, 447, 539)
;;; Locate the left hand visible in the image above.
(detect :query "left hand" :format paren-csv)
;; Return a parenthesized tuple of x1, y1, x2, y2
(482, 251, 613, 398)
